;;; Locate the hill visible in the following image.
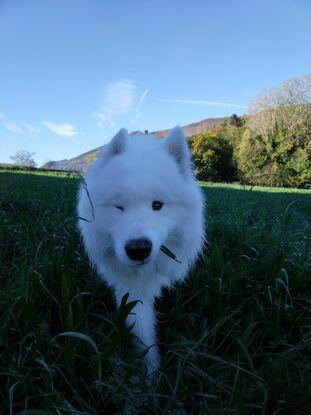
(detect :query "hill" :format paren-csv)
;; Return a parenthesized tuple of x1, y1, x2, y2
(42, 116, 228, 172)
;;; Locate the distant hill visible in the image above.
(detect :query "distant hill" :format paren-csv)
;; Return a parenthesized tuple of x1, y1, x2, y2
(42, 146, 103, 172)
(42, 116, 228, 172)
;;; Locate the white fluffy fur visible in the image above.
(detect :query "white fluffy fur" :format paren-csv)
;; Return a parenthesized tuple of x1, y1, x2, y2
(77, 126, 205, 375)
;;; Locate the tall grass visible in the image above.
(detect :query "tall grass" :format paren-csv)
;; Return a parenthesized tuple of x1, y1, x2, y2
(0, 170, 310, 414)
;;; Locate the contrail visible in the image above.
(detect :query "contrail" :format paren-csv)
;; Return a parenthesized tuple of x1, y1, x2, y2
(136, 89, 149, 110)
(157, 98, 245, 109)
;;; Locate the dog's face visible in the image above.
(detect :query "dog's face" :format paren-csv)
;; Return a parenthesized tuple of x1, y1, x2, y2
(96, 184, 177, 267)
(86, 127, 195, 267)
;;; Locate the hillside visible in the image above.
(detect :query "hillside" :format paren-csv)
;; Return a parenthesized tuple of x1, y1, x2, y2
(42, 116, 228, 172)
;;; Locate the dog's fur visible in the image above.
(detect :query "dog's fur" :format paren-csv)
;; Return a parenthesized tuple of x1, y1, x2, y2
(77, 127, 205, 374)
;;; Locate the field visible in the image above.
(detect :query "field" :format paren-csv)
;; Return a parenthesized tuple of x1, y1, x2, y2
(0, 169, 310, 414)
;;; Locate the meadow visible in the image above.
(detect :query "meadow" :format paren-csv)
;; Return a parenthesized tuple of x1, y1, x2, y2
(0, 169, 310, 414)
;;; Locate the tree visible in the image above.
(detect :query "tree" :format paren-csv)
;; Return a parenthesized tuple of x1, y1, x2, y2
(189, 127, 238, 182)
(237, 74, 311, 187)
(10, 150, 36, 167)
(230, 113, 244, 128)
(246, 74, 311, 139)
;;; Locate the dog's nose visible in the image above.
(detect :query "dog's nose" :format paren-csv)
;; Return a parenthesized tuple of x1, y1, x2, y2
(125, 238, 152, 261)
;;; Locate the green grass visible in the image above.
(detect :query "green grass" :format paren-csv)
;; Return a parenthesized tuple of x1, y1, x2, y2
(0, 169, 310, 414)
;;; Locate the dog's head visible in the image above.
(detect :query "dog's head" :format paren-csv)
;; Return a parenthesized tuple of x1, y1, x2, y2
(82, 127, 200, 268)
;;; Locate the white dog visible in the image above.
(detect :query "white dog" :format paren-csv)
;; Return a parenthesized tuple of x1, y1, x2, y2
(77, 127, 205, 375)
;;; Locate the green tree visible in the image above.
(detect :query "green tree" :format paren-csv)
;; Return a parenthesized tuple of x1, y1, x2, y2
(230, 114, 244, 128)
(237, 74, 311, 187)
(190, 127, 238, 182)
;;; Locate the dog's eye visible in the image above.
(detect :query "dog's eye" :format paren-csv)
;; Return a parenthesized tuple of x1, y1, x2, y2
(152, 201, 164, 211)
(115, 206, 124, 211)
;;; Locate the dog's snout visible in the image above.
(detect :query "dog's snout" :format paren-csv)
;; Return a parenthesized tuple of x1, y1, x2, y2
(125, 238, 152, 261)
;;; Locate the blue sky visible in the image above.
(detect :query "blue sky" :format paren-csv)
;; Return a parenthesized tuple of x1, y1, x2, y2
(0, 0, 310, 166)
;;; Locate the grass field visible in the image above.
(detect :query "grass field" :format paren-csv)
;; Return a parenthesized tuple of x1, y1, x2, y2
(0, 169, 310, 414)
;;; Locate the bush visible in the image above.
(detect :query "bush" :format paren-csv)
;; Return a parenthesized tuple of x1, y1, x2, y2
(189, 127, 239, 182)
(237, 74, 311, 187)
(237, 120, 311, 187)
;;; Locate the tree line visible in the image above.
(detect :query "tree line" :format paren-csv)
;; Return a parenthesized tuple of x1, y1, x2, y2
(9, 75, 310, 188)
(189, 74, 311, 188)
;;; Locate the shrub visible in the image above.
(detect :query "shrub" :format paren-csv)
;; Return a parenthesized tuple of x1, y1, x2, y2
(189, 127, 239, 182)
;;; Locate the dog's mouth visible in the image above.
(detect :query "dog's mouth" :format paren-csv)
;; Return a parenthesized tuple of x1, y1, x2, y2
(124, 258, 152, 267)
(139, 259, 150, 266)
(109, 242, 181, 267)
(132, 258, 151, 267)
(128, 245, 182, 266)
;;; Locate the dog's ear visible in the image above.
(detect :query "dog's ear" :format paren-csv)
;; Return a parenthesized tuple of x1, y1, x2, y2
(164, 126, 192, 176)
(101, 128, 127, 163)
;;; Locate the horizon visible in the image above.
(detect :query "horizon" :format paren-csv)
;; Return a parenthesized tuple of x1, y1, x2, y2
(0, 0, 310, 166)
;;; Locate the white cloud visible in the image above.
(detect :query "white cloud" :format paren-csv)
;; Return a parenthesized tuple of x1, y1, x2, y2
(21, 122, 39, 133)
(42, 121, 77, 137)
(95, 80, 138, 128)
(5, 122, 24, 133)
(157, 98, 246, 109)
(1, 117, 39, 134)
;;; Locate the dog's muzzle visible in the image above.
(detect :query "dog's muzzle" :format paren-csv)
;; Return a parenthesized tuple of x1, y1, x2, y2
(125, 238, 152, 261)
